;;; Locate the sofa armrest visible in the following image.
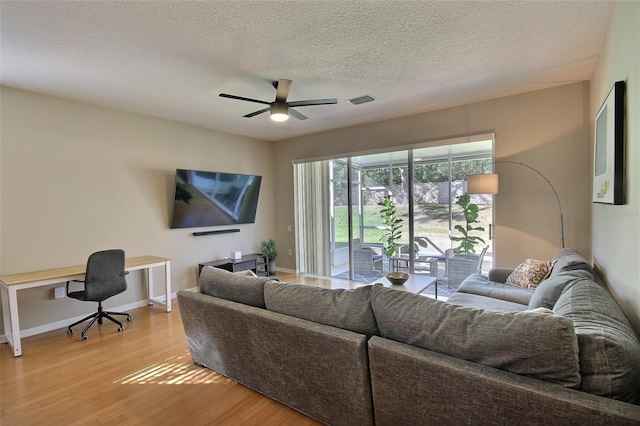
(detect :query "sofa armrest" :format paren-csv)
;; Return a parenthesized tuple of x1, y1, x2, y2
(178, 290, 375, 426)
(488, 267, 515, 283)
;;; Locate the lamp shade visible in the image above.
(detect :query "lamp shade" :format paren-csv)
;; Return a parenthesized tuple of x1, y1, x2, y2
(467, 173, 499, 194)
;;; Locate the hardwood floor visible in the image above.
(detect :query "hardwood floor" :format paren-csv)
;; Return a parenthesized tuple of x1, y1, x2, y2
(1, 274, 326, 425)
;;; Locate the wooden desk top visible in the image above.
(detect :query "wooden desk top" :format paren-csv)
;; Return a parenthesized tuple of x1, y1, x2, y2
(0, 255, 170, 286)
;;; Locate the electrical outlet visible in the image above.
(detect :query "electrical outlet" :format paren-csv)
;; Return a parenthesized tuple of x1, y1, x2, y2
(54, 287, 65, 299)
(288, 249, 292, 256)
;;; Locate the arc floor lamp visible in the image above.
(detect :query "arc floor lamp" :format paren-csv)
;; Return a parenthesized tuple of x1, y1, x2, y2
(467, 161, 565, 248)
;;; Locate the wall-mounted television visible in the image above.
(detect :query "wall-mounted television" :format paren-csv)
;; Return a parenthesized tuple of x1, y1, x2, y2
(170, 169, 262, 229)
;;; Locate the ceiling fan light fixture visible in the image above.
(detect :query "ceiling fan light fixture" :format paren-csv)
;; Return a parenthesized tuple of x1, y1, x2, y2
(270, 103, 289, 122)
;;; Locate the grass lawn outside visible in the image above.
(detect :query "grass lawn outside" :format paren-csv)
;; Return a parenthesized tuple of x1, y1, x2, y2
(333, 203, 492, 254)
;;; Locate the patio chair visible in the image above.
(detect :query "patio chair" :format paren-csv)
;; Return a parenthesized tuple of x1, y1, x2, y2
(352, 238, 383, 275)
(441, 246, 488, 289)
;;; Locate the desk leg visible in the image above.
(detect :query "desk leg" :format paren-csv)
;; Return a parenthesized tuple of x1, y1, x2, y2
(145, 262, 171, 312)
(165, 261, 172, 312)
(1, 286, 22, 357)
(147, 267, 154, 306)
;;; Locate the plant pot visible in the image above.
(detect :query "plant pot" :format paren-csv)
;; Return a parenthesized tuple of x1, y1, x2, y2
(267, 259, 277, 275)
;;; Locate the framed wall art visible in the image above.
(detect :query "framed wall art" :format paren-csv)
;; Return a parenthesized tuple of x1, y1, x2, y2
(593, 80, 625, 204)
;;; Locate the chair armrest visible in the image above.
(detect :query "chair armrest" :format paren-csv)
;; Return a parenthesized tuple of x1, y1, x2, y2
(364, 246, 383, 256)
(488, 267, 515, 283)
(66, 279, 86, 294)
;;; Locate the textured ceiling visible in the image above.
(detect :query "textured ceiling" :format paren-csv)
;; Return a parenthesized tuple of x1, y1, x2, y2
(0, 1, 614, 142)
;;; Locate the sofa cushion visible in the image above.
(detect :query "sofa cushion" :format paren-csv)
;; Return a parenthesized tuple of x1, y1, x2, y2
(528, 270, 593, 310)
(553, 279, 640, 403)
(506, 258, 554, 290)
(446, 291, 529, 312)
(550, 248, 594, 276)
(264, 281, 379, 337)
(199, 266, 272, 308)
(370, 286, 580, 387)
(487, 267, 515, 283)
(457, 273, 534, 305)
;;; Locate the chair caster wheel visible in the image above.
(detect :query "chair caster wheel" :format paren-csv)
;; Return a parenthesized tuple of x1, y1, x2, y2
(81, 335, 88, 341)
(126, 316, 132, 321)
(67, 329, 72, 335)
(117, 327, 124, 332)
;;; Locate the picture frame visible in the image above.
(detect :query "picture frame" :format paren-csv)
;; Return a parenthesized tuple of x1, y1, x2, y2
(593, 80, 625, 204)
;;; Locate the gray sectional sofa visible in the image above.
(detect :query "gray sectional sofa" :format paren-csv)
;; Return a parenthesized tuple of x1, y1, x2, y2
(177, 249, 640, 425)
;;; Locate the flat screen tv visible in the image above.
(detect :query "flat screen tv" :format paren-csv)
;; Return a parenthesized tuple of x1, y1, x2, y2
(170, 169, 262, 229)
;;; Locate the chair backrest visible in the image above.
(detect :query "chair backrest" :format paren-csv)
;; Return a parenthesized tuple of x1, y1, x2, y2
(445, 246, 489, 289)
(476, 246, 488, 272)
(83, 249, 128, 302)
(353, 248, 375, 275)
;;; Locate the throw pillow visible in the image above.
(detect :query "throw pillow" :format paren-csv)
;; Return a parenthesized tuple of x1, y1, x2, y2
(506, 258, 554, 290)
(233, 269, 257, 277)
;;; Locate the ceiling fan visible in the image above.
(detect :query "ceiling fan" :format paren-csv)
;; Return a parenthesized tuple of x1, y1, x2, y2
(219, 79, 337, 122)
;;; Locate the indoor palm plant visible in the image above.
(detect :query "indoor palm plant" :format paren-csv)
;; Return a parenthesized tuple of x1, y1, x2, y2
(260, 238, 278, 275)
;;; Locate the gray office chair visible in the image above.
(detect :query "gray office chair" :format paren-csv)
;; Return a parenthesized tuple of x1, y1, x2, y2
(66, 249, 132, 340)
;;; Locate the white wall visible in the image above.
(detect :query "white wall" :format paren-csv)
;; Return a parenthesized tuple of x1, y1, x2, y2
(0, 87, 275, 333)
(590, 1, 640, 333)
(274, 82, 592, 272)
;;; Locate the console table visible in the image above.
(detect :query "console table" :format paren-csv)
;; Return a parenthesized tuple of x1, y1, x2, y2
(0, 255, 171, 357)
(199, 253, 268, 277)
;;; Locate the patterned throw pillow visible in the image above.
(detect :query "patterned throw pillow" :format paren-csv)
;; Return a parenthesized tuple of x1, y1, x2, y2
(506, 258, 554, 290)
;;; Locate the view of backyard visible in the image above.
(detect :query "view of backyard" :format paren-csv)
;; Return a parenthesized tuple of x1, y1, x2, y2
(334, 201, 492, 255)
(294, 139, 494, 279)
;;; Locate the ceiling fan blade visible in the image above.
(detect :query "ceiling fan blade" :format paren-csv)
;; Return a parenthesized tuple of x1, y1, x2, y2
(287, 98, 338, 107)
(288, 108, 308, 121)
(219, 93, 270, 105)
(243, 107, 270, 118)
(275, 79, 292, 103)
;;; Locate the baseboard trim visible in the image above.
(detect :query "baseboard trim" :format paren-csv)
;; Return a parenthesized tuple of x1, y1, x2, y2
(2, 294, 177, 341)
(276, 267, 296, 274)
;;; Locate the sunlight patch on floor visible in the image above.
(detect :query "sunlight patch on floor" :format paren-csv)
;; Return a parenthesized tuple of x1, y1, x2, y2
(114, 352, 230, 385)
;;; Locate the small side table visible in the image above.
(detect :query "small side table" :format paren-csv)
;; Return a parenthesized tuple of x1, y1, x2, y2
(390, 255, 439, 277)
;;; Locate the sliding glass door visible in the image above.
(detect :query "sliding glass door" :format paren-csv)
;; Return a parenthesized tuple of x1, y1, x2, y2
(294, 136, 494, 282)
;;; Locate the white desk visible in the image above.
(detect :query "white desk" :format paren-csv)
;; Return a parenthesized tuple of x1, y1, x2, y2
(0, 255, 171, 357)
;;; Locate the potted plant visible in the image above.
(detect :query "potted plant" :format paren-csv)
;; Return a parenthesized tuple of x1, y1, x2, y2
(451, 193, 485, 254)
(260, 238, 278, 275)
(378, 194, 403, 258)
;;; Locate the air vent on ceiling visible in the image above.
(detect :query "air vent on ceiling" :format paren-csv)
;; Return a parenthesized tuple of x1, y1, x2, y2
(348, 95, 375, 105)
